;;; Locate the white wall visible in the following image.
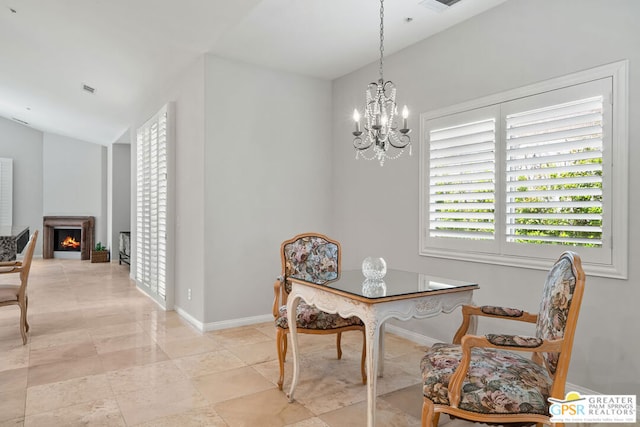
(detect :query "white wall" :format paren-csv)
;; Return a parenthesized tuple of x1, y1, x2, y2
(332, 0, 639, 395)
(203, 55, 333, 324)
(43, 133, 108, 244)
(0, 117, 43, 253)
(108, 143, 130, 255)
(171, 57, 206, 320)
(130, 55, 207, 319)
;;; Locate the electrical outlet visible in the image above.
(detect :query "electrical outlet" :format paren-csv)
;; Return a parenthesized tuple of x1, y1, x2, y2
(187, 288, 192, 300)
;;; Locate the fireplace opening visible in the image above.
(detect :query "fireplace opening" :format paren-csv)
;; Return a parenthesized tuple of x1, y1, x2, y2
(54, 228, 82, 252)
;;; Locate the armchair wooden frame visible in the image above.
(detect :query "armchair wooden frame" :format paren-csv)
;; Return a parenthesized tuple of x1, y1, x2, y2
(272, 232, 366, 390)
(0, 229, 39, 345)
(422, 251, 586, 427)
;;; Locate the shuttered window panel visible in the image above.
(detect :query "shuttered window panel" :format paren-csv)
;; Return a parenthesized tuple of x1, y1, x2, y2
(136, 105, 168, 300)
(505, 96, 603, 246)
(429, 118, 496, 240)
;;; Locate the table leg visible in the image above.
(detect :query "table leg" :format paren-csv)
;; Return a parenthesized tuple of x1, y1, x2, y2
(377, 322, 385, 378)
(365, 320, 380, 427)
(287, 294, 301, 403)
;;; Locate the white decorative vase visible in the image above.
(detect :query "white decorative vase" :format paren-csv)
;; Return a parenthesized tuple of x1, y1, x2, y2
(361, 257, 387, 279)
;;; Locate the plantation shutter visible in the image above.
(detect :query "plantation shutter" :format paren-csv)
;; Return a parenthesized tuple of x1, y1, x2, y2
(0, 158, 12, 226)
(428, 115, 496, 241)
(421, 64, 625, 277)
(505, 96, 604, 247)
(136, 105, 168, 300)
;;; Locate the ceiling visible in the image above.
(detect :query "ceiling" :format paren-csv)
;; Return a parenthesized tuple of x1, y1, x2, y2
(0, 0, 507, 145)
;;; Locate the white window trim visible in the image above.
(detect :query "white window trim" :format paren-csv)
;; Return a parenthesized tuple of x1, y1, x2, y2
(419, 60, 628, 279)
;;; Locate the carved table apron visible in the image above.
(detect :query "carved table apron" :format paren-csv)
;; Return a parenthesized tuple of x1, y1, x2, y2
(286, 276, 478, 427)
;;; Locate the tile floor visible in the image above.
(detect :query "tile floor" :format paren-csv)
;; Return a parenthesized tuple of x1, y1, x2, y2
(0, 258, 458, 427)
(0, 259, 631, 427)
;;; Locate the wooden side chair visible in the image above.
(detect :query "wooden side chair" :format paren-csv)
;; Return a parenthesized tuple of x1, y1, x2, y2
(272, 232, 366, 390)
(420, 251, 586, 427)
(0, 229, 39, 344)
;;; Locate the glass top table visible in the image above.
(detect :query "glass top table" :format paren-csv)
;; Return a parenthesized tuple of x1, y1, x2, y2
(289, 268, 478, 303)
(286, 268, 479, 427)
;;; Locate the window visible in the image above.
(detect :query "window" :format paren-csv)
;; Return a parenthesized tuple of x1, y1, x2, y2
(136, 104, 174, 306)
(420, 61, 628, 278)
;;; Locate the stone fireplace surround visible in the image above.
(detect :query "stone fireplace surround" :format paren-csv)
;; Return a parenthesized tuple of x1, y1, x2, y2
(43, 216, 94, 260)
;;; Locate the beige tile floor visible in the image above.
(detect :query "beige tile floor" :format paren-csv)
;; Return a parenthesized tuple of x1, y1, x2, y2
(0, 259, 631, 427)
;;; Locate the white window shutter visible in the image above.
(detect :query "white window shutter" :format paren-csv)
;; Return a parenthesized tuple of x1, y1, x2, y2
(505, 96, 604, 246)
(136, 105, 169, 301)
(429, 118, 497, 240)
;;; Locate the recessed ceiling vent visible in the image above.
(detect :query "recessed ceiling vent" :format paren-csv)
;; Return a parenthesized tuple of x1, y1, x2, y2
(419, 0, 461, 12)
(82, 84, 96, 94)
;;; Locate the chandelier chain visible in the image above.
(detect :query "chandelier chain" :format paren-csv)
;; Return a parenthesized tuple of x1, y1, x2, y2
(379, 0, 384, 81)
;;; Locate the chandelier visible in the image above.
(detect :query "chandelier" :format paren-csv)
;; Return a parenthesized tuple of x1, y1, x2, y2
(352, 0, 411, 166)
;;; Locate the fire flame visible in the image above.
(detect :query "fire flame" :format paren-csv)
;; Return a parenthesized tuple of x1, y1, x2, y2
(61, 236, 80, 249)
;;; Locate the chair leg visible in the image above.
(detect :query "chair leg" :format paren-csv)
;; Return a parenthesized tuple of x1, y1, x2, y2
(336, 332, 343, 360)
(19, 301, 28, 345)
(360, 329, 367, 384)
(276, 328, 287, 390)
(24, 295, 29, 332)
(422, 398, 437, 427)
(283, 330, 288, 360)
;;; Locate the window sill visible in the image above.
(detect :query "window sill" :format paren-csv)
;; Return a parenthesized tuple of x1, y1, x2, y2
(419, 247, 627, 280)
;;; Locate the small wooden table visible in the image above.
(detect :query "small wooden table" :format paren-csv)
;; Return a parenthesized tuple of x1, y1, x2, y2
(286, 269, 479, 427)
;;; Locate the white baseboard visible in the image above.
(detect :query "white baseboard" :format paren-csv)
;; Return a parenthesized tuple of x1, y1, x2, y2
(173, 307, 271, 333)
(203, 314, 273, 332)
(385, 323, 441, 348)
(174, 306, 205, 331)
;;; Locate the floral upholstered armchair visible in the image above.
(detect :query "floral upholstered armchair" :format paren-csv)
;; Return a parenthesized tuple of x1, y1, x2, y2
(272, 232, 366, 390)
(420, 251, 586, 427)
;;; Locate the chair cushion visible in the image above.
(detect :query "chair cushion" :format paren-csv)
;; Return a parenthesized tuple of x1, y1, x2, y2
(421, 342, 552, 415)
(275, 303, 364, 330)
(0, 285, 20, 303)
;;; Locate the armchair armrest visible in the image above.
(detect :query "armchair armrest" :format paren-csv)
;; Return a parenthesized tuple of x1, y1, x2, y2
(272, 275, 285, 318)
(446, 333, 563, 408)
(452, 304, 538, 344)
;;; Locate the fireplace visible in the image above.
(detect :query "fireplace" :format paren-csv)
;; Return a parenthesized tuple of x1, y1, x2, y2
(43, 216, 94, 260)
(54, 228, 82, 252)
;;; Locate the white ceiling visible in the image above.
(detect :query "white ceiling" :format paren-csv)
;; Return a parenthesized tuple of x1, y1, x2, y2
(0, 0, 507, 145)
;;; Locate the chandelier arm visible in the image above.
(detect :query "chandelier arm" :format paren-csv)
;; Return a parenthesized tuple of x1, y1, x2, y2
(387, 136, 411, 149)
(353, 131, 374, 151)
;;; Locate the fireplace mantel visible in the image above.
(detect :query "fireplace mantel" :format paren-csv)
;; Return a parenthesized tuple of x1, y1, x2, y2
(43, 216, 94, 260)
